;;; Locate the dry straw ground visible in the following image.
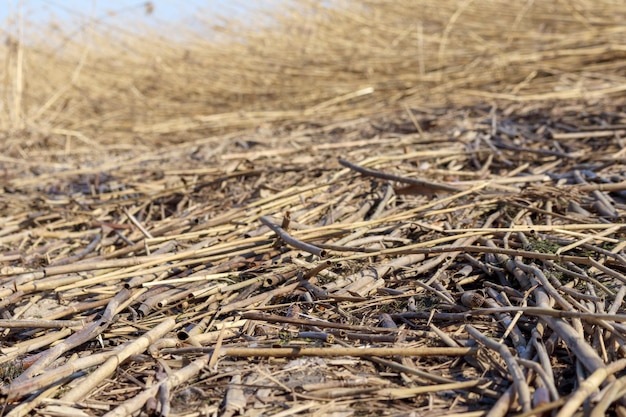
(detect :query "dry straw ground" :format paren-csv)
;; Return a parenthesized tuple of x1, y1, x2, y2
(1, 0, 626, 416)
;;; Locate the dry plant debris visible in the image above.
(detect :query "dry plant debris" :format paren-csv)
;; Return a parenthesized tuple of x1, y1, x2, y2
(1, 0, 626, 416)
(2, 106, 626, 416)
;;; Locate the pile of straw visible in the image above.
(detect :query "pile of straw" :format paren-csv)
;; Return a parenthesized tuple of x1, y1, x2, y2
(1, 1, 626, 416)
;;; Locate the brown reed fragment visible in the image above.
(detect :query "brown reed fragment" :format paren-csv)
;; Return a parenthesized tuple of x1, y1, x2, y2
(2, 256, 160, 278)
(260, 215, 327, 257)
(375, 380, 482, 400)
(12, 288, 132, 383)
(546, 260, 615, 297)
(0, 319, 84, 330)
(12, 274, 91, 296)
(122, 207, 153, 239)
(325, 254, 425, 295)
(0, 290, 26, 309)
(517, 266, 606, 376)
(514, 261, 573, 311)
(391, 244, 623, 268)
(102, 354, 214, 417)
(6, 386, 68, 417)
(297, 280, 330, 300)
(243, 312, 396, 334)
(556, 358, 626, 417)
(370, 356, 499, 398)
(590, 376, 626, 417)
(313, 242, 379, 253)
(467, 307, 626, 323)
(587, 257, 626, 285)
(42, 297, 111, 321)
(46, 233, 102, 267)
(61, 317, 176, 402)
(0, 328, 73, 366)
(302, 260, 332, 279)
(517, 358, 559, 403)
(217, 281, 301, 315)
(466, 325, 531, 412)
(298, 331, 335, 343)
(124, 240, 180, 288)
(189, 346, 478, 358)
(339, 158, 464, 194)
(2, 351, 115, 401)
(137, 286, 190, 317)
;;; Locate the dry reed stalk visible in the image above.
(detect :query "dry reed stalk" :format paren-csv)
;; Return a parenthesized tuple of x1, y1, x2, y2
(369, 356, 499, 398)
(260, 215, 327, 257)
(5, 384, 64, 417)
(217, 346, 476, 358)
(105, 345, 227, 417)
(516, 263, 606, 375)
(339, 158, 464, 193)
(390, 244, 625, 268)
(0, 319, 84, 330)
(375, 380, 483, 400)
(466, 325, 531, 412)
(590, 377, 626, 417)
(556, 359, 626, 417)
(244, 311, 396, 334)
(12, 288, 132, 383)
(218, 281, 301, 315)
(3, 351, 114, 401)
(60, 317, 176, 402)
(0, 328, 73, 365)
